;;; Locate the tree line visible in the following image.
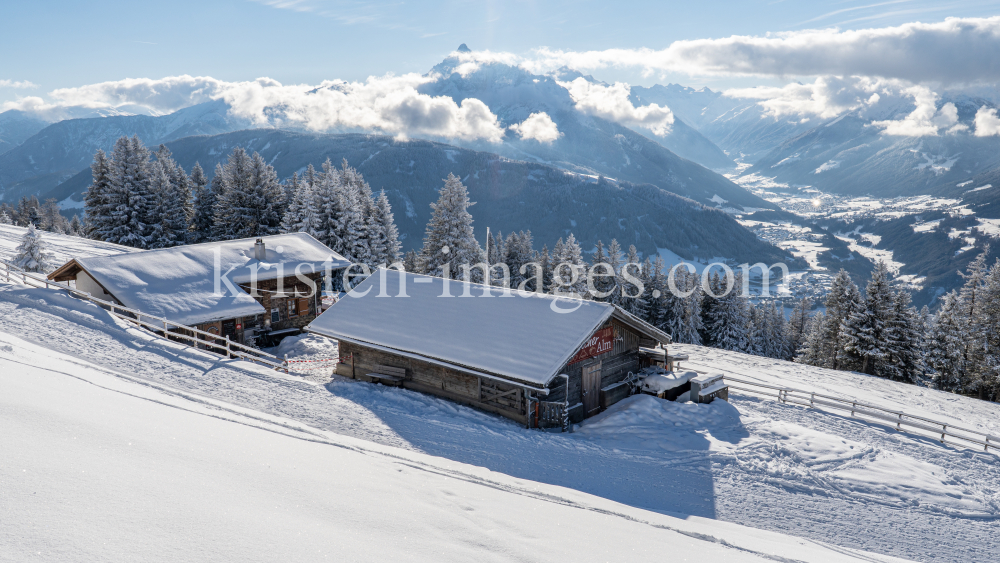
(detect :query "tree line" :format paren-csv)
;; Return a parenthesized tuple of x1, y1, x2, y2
(81, 135, 402, 269)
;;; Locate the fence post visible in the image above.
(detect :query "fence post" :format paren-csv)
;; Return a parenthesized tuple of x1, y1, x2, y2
(284, 354, 289, 374)
(941, 424, 947, 443)
(225, 335, 231, 358)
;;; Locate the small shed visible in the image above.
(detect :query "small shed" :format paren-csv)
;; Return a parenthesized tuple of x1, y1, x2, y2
(48, 233, 349, 346)
(306, 269, 671, 427)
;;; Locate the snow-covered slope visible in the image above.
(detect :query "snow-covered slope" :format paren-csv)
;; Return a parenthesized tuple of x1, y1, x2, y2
(2, 280, 997, 562)
(0, 223, 133, 265)
(1, 283, 908, 563)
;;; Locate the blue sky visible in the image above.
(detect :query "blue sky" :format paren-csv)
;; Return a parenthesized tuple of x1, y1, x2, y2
(4, 0, 1000, 98)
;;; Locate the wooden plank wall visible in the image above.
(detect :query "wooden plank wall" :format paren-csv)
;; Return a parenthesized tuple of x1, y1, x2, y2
(338, 341, 527, 424)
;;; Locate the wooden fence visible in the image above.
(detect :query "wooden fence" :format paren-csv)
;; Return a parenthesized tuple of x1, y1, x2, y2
(1, 259, 287, 371)
(703, 369, 997, 453)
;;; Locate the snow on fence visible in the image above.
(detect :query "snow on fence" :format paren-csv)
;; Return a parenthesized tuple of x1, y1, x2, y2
(692, 365, 998, 454)
(0, 259, 286, 372)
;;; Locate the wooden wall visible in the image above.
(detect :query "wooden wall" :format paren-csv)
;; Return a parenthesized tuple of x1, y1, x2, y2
(543, 319, 642, 423)
(338, 341, 528, 424)
(241, 272, 323, 331)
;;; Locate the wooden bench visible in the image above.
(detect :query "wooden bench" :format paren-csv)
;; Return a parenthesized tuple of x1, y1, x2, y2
(364, 364, 407, 387)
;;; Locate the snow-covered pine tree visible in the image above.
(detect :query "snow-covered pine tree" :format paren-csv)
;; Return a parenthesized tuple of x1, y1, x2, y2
(785, 297, 812, 360)
(403, 249, 421, 273)
(679, 268, 704, 345)
(605, 239, 625, 307)
(12, 224, 57, 273)
(973, 259, 1000, 400)
(283, 171, 299, 207)
(704, 271, 752, 353)
(68, 214, 82, 236)
(147, 161, 189, 248)
(106, 136, 153, 248)
(338, 160, 373, 266)
(747, 304, 767, 357)
(803, 269, 859, 370)
(189, 162, 214, 243)
(313, 160, 346, 255)
(419, 173, 485, 281)
(16, 196, 42, 228)
(0, 208, 12, 225)
(883, 288, 924, 382)
(841, 260, 896, 376)
(550, 233, 587, 297)
(213, 148, 285, 240)
(504, 231, 536, 291)
(925, 291, 966, 392)
(83, 148, 113, 239)
(765, 300, 788, 359)
(620, 245, 646, 318)
(281, 171, 314, 234)
(39, 198, 67, 234)
(797, 311, 827, 365)
(369, 189, 401, 266)
(536, 244, 553, 294)
(643, 256, 667, 328)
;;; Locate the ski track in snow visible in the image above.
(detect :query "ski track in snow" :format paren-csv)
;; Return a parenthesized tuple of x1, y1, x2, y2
(2, 284, 1000, 563)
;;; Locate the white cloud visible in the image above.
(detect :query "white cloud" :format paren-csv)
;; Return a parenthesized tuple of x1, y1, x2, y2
(558, 78, 673, 136)
(0, 80, 37, 89)
(508, 112, 561, 143)
(3, 74, 508, 143)
(870, 86, 967, 136)
(516, 17, 1000, 84)
(725, 76, 883, 119)
(974, 107, 1000, 136)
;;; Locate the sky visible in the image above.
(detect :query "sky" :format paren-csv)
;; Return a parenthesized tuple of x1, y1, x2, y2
(6, 1, 1000, 141)
(5, 0, 1000, 96)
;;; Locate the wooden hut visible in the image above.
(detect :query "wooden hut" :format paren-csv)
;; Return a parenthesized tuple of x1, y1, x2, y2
(48, 233, 349, 346)
(306, 269, 671, 427)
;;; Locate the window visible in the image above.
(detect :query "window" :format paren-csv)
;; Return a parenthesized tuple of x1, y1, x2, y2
(271, 307, 280, 324)
(288, 300, 296, 317)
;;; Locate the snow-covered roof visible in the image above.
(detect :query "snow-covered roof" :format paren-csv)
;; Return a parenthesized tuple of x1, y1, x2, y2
(307, 270, 668, 388)
(57, 233, 349, 326)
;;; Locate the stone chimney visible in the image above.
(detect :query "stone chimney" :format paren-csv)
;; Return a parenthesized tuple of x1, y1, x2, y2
(254, 238, 266, 261)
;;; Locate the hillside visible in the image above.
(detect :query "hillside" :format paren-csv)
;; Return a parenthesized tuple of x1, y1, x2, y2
(0, 223, 133, 265)
(3, 273, 999, 562)
(48, 129, 797, 264)
(0, 280, 914, 563)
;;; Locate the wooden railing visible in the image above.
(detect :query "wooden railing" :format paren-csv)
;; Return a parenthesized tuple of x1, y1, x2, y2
(716, 373, 997, 453)
(1, 259, 286, 371)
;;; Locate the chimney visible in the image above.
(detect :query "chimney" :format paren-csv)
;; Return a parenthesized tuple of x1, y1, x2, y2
(254, 238, 266, 261)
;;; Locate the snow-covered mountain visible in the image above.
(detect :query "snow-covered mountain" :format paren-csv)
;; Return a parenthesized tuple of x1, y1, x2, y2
(0, 110, 49, 156)
(742, 95, 1000, 198)
(629, 84, 818, 163)
(0, 100, 249, 202)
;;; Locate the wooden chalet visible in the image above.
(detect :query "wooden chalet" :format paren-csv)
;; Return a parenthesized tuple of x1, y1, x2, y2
(48, 233, 350, 347)
(306, 269, 672, 427)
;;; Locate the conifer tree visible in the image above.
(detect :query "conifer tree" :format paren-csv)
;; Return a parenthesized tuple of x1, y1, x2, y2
(106, 136, 153, 248)
(550, 233, 587, 297)
(213, 147, 285, 240)
(369, 189, 401, 266)
(12, 224, 57, 273)
(786, 297, 812, 360)
(403, 249, 421, 273)
(188, 162, 214, 243)
(926, 291, 966, 392)
(68, 214, 82, 236)
(419, 173, 485, 281)
(797, 311, 827, 365)
(148, 161, 189, 248)
(704, 271, 752, 353)
(620, 245, 646, 317)
(0, 208, 12, 225)
(84, 149, 114, 239)
(842, 261, 896, 376)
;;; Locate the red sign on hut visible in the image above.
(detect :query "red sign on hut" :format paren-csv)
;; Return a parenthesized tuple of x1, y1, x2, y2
(569, 326, 615, 364)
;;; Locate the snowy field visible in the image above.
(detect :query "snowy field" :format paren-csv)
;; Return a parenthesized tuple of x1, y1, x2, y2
(3, 281, 999, 562)
(0, 223, 132, 265)
(1, 282, 910, 563)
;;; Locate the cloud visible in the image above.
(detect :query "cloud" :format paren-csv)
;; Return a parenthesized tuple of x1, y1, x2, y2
(974, 107, 1000, 136)
(508, 112, 561, 143)
(558, 78, 673, 136)
(4, 74, 509, 142)
(870, 86, 967, 136)
(726, 76, 970, 136)
(0, 80, 37, 89)
(724, 76, 883, 119)
(517, 17, 1000, 84)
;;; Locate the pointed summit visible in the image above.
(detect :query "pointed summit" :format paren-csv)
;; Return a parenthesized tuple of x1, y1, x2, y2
(456, 43, 471, 53)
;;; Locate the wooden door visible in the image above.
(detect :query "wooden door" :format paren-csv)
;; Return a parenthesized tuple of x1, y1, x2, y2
(582, 361, 602, 416)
